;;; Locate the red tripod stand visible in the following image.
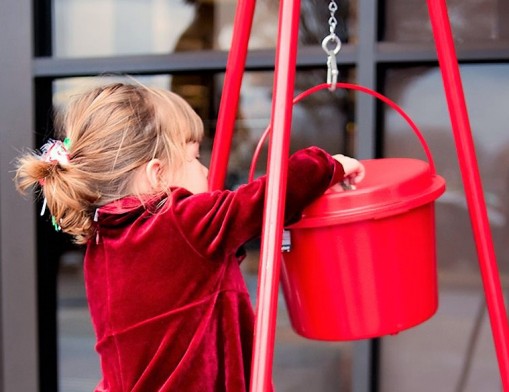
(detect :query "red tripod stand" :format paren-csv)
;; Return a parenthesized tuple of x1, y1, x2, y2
(208, 1, 509, 390)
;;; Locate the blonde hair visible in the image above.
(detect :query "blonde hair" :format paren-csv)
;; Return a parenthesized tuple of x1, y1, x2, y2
(15, 82, 204, 244)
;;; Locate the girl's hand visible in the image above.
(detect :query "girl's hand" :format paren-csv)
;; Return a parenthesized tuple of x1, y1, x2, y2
(332, 154, 366, 189)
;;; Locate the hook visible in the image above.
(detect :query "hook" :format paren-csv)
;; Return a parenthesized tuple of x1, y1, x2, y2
(327, 53, 339, 91)
(322, 34, 341, 91)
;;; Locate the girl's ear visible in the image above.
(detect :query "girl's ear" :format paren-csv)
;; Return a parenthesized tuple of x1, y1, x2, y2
(145, 159, 163, 190)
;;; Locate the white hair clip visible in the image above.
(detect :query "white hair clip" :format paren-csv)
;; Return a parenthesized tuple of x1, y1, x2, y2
(40, 138, 71, 165)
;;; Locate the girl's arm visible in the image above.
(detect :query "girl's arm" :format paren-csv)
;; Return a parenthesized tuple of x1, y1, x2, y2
(172, 147, 347, 258)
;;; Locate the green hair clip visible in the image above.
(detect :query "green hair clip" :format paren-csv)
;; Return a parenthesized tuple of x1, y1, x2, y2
(51, 216, 61, 232)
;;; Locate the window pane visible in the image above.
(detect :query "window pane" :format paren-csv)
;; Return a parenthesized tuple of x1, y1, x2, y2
(383, 0, 509, 43)
(54, 70, 353, 182)
(380, 64, 509, 391)
(53, 0, 357, 58)
(54, 69, 355, 390)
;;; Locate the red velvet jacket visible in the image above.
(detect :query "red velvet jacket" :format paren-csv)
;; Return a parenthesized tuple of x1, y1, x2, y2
(85, 147, 345, 391)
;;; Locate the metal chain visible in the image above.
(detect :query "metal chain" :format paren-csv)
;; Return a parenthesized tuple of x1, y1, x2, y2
(323, 0, 341, 90)
(328, 0, 338, 35)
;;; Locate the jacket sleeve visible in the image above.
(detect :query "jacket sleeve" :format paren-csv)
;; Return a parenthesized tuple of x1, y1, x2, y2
(172, 146, 345, 258)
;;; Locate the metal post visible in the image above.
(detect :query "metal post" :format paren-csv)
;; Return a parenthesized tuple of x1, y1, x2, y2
(426, 1, 509, 390)
(0, 0, 39, 390)
(208, 0, 257, 191)
(249, 0, 301, 390)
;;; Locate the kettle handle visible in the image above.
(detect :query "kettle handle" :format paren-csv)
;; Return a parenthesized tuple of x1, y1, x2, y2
(248, 82, 436, 182)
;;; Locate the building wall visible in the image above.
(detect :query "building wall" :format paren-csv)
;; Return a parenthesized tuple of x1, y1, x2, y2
(0, 0, 38, 391)
(1, 1, 509, 391)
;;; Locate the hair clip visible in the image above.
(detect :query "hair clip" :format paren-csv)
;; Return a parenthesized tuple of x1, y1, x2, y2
(39, 137, 71, 231)
(51, 216, 61, 231)
(40, 198, 47, 216)
(40, 139, 70, 165)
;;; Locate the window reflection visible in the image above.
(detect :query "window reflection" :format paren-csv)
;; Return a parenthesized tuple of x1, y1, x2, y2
(53, 69, 352, 186)
(380, 64, 508, 392)
(383, 0, 509, 43)
(53, 0, 357, 58)
(383, 64, 509, 276)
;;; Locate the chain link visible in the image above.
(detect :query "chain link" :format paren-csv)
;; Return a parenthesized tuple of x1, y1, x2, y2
(328, 1, 338, 35)
(323, 0, 341, 55)
(323, 0, 341, 90)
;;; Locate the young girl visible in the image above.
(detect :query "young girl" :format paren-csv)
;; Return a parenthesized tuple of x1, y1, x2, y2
(15, 82, 365, 392)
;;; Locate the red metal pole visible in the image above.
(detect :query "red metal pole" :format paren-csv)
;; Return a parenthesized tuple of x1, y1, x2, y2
(250, 0, 301, 390)
(427, 1, 509, 389)
(208, 0, 256, 191)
